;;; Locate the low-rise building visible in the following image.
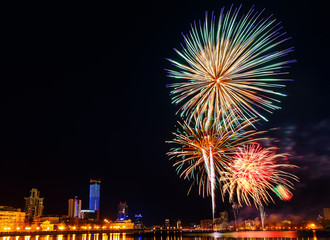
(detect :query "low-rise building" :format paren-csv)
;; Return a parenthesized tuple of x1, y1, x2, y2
(110, 219, 134, 229)
(81, 210, 97, 221)
(38, 216, 60, 224)
(200, 219, 213, 230)
(0, 206, 26, 231)
(245, 219, 255, 230)
(40, 221, 54, 231)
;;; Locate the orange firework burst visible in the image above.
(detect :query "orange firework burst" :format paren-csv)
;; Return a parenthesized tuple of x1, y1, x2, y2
(167, 118, 264, 219)
(220, 144, 298, 207)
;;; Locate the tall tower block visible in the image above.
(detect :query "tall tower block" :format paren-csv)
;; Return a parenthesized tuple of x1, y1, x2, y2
(89, 179, 101, 220)
(68, 197, 82, 218)
(24, 188, 44, 221)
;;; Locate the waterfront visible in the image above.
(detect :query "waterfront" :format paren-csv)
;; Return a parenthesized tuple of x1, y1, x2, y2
(1, 231, 330, 240)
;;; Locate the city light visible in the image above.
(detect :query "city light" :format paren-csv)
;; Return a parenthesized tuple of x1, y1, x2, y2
(1, 179, 328, 235)
(309, 223, 316, 229)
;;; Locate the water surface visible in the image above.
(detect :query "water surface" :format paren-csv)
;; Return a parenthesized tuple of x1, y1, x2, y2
(1, 231, 329, 240)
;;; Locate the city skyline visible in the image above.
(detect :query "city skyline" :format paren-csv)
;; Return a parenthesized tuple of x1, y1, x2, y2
(0, 0, 329, 226)
(3, 180, 329, 226)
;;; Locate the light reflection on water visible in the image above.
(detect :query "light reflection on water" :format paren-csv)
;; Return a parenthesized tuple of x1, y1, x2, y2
(1, 232, 330, 240)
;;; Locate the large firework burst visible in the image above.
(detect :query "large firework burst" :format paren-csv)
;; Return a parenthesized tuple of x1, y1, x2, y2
(167, 118, 264, 219)
(220, 144, 298, 208)
(167, 5, 295, 128)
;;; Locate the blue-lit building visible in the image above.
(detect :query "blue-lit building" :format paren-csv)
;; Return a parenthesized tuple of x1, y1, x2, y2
(89, 179, 101, 220)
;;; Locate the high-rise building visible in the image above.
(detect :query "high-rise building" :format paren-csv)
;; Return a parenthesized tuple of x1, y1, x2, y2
(214, 211, 229, 231)
(24, 188, 44, 220)
(89, 179, 101, 220)
(219, 211, 228, 223)
(68, 197, 82, 218)
(118, 202, 128, 220)
(176, 219, 182, 229)
(324, 208, 330, 220)
(134, 214, 143, 229)
(165, 219, 170, 228)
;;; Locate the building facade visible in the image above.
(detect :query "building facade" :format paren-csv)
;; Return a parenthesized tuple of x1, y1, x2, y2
(0, 206, 26, 231)
(81, 210, 97, 221)
(219, 211, 228, 222)
(24, 188, 44, 220)
(110, 219, 134, 229)
(40, 220, 54, 231)
(176, 220, 182, 229)
(134, 214, 143, 229)
(165, 219, 170, 228)
(118, 202, 128, 220)
(68, 197, 82, 218)
(245, 219, 255, 230)
(214, 210, 229, 231)
(89, 179, 101, 220)
(200, 219, 213, 230)
(324, 208, 330, 220)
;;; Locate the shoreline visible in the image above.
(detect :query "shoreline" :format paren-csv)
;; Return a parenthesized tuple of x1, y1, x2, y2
(0, 230, 329, 237)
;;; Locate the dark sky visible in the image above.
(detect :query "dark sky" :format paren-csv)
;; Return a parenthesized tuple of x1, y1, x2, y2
(0, 0, 329, 226)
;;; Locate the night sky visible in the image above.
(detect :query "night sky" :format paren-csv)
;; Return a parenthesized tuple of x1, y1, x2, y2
(0, 1, 329, 226)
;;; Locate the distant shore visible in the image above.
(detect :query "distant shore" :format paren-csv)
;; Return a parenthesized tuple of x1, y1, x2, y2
(0, 230, 330, 237)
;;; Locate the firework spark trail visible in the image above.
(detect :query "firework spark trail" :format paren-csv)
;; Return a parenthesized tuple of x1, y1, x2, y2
(209, 147, 216, 221)
(260, 204, 266, 230)
(201, 147, 216, 221)
(167, 5, 295, 130)
(220, 144, 298, 208)
(167, 117, 265, 219)
(201, 148, 213, 217)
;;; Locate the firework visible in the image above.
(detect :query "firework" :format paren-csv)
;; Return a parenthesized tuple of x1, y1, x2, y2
(273, 184, 293, 201)
(167, 118, 264, 219)
(167, 5, 295, 128)
(221, 144, 298, 208)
